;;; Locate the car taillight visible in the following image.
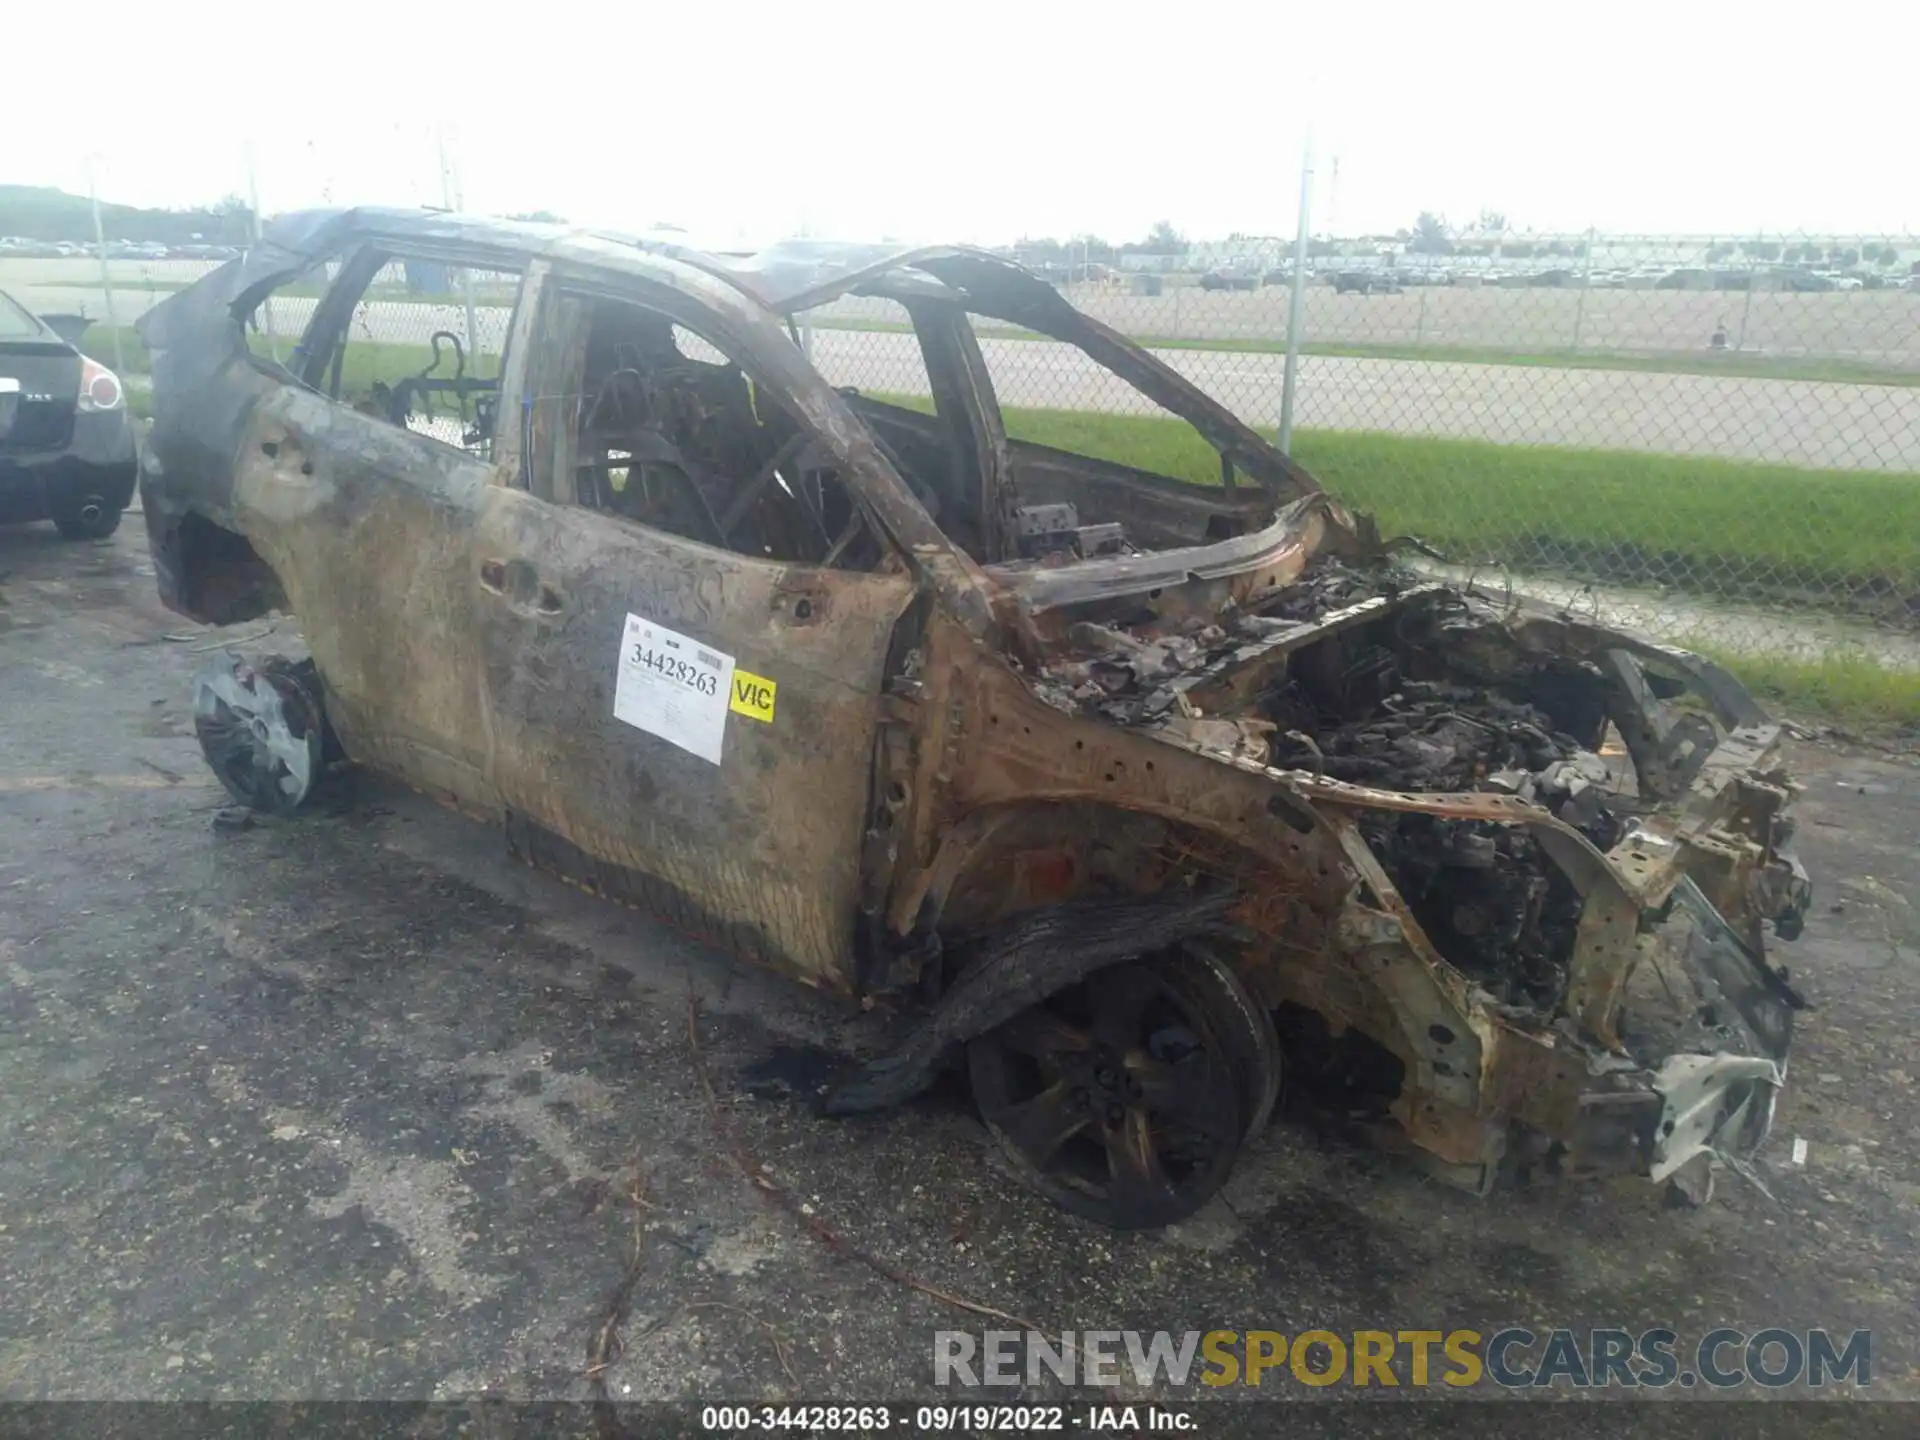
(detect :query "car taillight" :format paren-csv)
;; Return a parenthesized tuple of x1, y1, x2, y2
(77, 357, 124, 413)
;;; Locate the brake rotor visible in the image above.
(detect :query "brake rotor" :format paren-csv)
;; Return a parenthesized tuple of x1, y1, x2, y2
(192, 653, 324, 814)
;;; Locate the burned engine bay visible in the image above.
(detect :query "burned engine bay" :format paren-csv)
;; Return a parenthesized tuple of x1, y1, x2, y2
(1028, 557, 1686, 1017)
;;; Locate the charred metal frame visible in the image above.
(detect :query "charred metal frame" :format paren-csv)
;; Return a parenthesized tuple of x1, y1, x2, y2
(138, 210, 1811, 1198)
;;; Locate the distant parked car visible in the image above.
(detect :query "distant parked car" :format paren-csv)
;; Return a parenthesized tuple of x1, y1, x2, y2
(1829, 275, 1864, 292)
(0, 289, 138, 540)
(1197, 272, 1257, 292)
(1655, 268, 1713, 291)
(1780, 271, 1835, 293)
(1333, 271, 1399, 294)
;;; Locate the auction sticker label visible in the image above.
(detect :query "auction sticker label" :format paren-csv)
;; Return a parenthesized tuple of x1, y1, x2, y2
(729, 670, 777, 723)
(613, 613, 734, 764)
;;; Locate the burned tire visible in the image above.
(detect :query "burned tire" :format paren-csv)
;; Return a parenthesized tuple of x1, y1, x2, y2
(1177, 940, 1283, 1141)
(193, 652, 326, 814)
(968, 947, 1279, 1229)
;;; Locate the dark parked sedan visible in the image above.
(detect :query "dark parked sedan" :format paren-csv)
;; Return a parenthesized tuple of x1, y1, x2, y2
(0, 289, 138, 540)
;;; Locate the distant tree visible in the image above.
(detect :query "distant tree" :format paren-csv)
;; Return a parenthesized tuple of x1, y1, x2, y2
(1305, 238, 1336, 258)
(1830, 246, 1860, 268)
(507, 209, 566, 223)
(1741, 240, 1782, 262)
(1570, 241, 1589, 259)
(1502, 241, 1536, 259)
(1544, 239, 1569, 257)
(1407, 210, 1453, 255)
(1873, 244, 1900, 267)
(1705, 242, 1735, 263)
(1144, 219, 1186, 255)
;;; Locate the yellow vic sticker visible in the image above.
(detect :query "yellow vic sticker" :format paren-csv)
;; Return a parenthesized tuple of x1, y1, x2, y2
(730, 670, 777, 723)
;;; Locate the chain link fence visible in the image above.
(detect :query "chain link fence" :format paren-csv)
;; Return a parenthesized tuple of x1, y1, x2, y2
(815, 228, 1920, 679)
(7, 207, 1917, 692)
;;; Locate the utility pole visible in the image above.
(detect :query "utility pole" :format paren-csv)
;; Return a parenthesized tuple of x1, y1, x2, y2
(244, 143, 279, 361)
(438, 127, 482, 367)
(1278, 130, 1314, 456)
(85, 157, 127, 379)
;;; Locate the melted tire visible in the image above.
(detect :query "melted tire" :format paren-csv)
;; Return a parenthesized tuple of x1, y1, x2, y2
(969, 947, 1277, 1230)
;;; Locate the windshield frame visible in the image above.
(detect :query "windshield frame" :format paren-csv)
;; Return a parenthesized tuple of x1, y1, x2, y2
(783, 254, 1336, 610)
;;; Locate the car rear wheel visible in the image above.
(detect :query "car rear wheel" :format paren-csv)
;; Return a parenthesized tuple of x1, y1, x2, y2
(53, 499, 123, 541)
(968, 946, 1280, 1229)
(192, 653, 326, 813)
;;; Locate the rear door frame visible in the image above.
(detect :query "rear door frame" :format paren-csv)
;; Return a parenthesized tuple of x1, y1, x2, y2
(218, 235, 546, 811)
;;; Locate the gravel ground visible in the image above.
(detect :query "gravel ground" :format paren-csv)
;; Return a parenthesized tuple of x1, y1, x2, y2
(2, 517, 1917, 1433)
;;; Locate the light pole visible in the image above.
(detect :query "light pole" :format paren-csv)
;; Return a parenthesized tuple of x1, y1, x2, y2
(437, 126, 483, 369)
(244, 142, 279, 361)
(84, 156, 127, 379)
(1278, 129, 1314, 457)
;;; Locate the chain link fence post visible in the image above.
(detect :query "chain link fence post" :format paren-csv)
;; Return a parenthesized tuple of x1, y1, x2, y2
(436, 128, 482, 370)
(1569, 226, 1597, 355)
(1278, 131, 1314, 456)
(244, 144, 279, 362)
(84, 157, 127, 380)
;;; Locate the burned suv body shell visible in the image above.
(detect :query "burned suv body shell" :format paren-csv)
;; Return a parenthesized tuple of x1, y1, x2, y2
(139, 210, 1810, 1221)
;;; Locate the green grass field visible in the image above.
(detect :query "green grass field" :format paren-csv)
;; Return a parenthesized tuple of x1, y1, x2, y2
(986, 404, 1920, 596)
(84, 324, 1920, 723)
(89, 323, 498, 408)
(1687, 646, 1920, 728)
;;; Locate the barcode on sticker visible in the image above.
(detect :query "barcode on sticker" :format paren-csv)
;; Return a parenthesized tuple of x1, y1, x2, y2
(696, 648, 722, 669)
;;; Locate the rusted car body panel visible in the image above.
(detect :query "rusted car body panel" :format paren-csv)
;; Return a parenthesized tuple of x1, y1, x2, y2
(139, 210, 1810, 1204)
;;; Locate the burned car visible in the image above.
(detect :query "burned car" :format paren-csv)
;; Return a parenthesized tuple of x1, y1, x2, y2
(138, 211, 1811, 1228)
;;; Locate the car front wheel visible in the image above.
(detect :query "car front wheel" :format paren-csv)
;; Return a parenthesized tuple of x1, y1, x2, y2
(969, 945, 1280, 1229)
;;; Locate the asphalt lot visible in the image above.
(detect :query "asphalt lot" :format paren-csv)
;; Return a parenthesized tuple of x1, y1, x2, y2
(836, 329, 1920, 472)
(3, 515, 1919, 1424)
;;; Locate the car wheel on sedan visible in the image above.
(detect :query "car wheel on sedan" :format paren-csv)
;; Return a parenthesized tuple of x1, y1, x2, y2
(52, 498, 124, 541)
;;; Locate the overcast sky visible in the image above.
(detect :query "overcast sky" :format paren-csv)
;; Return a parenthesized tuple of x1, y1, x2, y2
(14, 1, 1916, 244)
